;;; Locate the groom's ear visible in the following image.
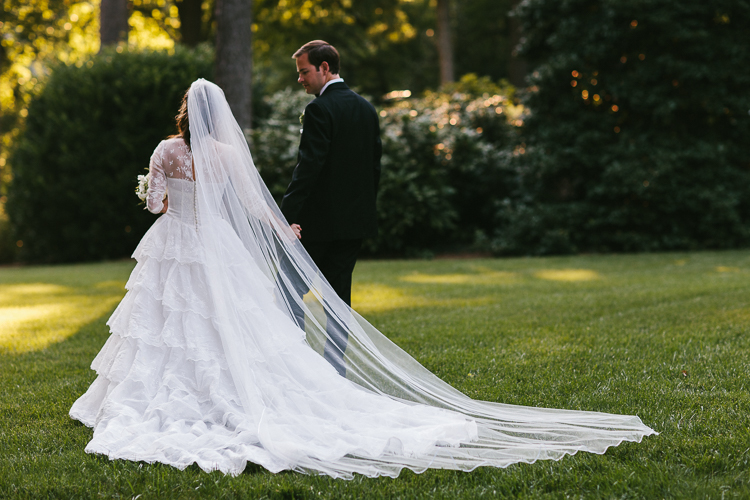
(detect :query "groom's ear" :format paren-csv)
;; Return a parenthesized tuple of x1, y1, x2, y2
(319, 61, 329, 74)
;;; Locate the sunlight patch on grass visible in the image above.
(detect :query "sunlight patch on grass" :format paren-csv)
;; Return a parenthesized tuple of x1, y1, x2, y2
(399, 269, 518, 285)
(716, 266, 740, 273)
(0, 283, 70, 303)
(95, 280, 128, 289)
(0, 282, 123, 353)
(534, 269, 601, 282)
(352, 283, 491, 313)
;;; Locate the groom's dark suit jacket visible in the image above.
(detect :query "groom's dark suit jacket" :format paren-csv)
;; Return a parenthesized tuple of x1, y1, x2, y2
(280, 82, 382, 242)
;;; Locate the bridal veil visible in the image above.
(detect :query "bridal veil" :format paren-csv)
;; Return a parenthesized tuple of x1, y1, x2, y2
(183, 78, 655, 478)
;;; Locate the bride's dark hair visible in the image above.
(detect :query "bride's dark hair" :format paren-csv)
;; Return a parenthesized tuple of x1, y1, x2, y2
(169, 88, 191, 150)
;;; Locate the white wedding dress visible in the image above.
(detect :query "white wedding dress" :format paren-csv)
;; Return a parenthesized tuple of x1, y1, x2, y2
(71, 80, 655, 479)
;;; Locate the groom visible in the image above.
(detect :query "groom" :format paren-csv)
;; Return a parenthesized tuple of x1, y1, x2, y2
(280, 40, 382, 377)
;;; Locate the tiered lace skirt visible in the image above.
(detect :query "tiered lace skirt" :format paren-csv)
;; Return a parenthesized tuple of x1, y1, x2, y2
(70, 215, 480, 477)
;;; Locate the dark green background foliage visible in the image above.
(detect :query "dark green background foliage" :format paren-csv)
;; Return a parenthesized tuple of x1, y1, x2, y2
(10, 0, 749, 263)
(453, 0, 512, 83)
(8, 58, 516, 263)
(7, 48, 213, 263)
(253, 0, 515, 101)
(0, 218, 15, 262)
(495, 0, 750, 255)
(370, 76, 518, 255)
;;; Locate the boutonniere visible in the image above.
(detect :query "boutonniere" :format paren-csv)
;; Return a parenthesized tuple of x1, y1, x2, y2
(299, 111, 304, 133)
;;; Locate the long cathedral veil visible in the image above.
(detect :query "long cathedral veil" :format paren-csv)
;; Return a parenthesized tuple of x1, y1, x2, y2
(186, 79, 655, 477)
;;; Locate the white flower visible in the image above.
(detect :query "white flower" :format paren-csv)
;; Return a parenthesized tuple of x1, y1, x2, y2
(136, 173, 150, 202)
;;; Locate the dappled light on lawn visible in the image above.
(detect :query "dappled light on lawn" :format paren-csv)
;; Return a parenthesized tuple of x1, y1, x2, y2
(399, 269, 518, 285)
(716, 266, 740, 273)
(351, 283, 490, 314)
(0, 281, 124, 353)
(2, 253, 750, 496)
(534, 269, 600, 282)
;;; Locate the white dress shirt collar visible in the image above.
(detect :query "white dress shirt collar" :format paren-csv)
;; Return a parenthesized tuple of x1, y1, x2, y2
(319, 78, 344, 96)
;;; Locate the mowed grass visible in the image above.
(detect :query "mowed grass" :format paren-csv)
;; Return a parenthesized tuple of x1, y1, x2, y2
(1, 251, 749, 499)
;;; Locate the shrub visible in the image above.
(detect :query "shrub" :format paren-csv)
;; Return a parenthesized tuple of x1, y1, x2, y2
(251, 88, 313, 202)
(7, 47, 213, 263)
(0, 215, 16, 263)
(496, 0, 750, 255)
(370, 75, 520, 255)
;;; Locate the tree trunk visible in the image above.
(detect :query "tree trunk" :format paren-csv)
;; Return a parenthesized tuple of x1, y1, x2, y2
(177, 0, 204, 47)
(214, 0, 252, 131)
(99, 0, 129, 49)
(507, 0, 528, 87)
(436, 0, 454, 84)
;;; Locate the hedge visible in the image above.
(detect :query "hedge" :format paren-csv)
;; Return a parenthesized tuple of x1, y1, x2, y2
(7, 47, 213, 262)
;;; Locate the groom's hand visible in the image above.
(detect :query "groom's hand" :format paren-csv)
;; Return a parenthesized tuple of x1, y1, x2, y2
(290, 224, 302, 240)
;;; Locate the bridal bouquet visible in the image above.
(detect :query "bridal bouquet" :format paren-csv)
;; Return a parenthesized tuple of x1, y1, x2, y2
(135, 172, 150, 204)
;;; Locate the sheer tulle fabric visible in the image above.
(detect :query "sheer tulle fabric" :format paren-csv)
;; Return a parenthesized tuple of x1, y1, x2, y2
(70, 79, 656, 478)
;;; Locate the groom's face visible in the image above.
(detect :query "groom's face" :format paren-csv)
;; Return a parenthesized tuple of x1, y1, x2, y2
(296, 53, 326, 95)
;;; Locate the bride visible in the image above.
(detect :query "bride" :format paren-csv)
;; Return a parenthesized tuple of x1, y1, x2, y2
(70, 79, 655, 479)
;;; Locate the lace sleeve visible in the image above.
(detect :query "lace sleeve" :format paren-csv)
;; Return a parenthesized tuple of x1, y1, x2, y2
(147, 142, 168, 214)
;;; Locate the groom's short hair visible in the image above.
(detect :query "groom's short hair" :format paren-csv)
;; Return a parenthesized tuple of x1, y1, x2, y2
(293, 40, 340, 74)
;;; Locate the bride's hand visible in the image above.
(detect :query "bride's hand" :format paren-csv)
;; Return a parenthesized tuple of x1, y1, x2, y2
(290, 224, 302, 240)
(160, 197, 169, 213)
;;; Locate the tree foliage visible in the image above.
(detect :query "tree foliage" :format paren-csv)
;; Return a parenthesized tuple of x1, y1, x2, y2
(494, 0, 750, 255)
(0, 0, 99, 191)
(454, 0, 513, 83)
(252, 0, 437, 100)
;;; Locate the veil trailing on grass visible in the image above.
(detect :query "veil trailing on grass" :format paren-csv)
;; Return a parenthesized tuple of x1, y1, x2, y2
(187, 78, 655, 478)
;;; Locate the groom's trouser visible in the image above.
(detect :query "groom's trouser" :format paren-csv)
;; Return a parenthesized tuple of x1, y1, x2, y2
(278, 238, 362, 377)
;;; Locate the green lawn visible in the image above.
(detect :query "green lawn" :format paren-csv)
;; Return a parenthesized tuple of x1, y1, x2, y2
(1, 251, 749, 499)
